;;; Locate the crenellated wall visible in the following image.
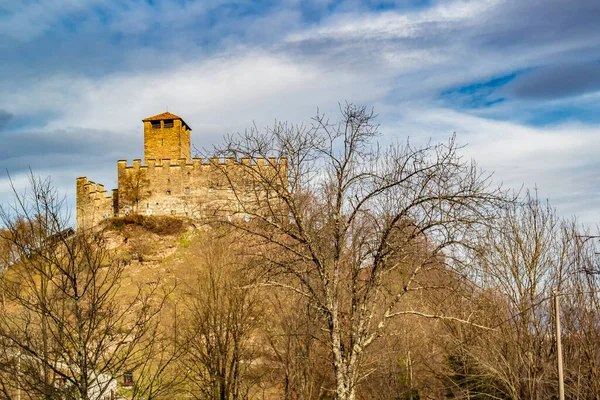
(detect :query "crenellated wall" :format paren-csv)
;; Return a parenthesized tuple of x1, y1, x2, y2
(116, 157, 287, 220)
(77, 157, 287, 229)
(76, 177, 118, 229)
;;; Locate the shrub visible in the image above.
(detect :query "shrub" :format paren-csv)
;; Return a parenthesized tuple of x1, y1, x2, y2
(107, 215, 185, 236)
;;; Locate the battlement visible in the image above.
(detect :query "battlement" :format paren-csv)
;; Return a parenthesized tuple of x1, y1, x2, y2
(117, 157, 287, 169)
(77, 177, 114, 199)
(76, 177, 119, 228)
(76, 112, 288, 229)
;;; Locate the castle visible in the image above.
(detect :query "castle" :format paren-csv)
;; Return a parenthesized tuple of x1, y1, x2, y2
(76, 112, 287, 228)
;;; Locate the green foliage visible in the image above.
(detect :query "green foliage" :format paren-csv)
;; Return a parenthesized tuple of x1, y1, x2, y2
(176, 232, 192, 248)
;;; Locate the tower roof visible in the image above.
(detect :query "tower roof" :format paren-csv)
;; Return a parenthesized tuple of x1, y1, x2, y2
(142, 112, 191, 130)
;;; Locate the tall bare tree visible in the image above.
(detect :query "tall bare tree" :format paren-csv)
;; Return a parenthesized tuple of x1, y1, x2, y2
(207, 104, 508, 400)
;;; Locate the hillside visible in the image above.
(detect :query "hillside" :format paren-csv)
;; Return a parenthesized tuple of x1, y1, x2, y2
(94, 215, 461, 400)
(99, 215, 291, 400)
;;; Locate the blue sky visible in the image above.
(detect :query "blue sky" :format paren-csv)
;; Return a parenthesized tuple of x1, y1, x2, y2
(1, 0, 600, 226)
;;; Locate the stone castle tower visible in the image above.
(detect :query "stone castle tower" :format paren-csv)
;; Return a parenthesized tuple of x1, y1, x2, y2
(143, 112, 191, 164)
(76, 112, 287, 229)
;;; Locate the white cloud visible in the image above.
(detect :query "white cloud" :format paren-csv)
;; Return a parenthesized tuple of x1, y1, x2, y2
(380, 107, 600, 226)
(285, 0, 499, 42)
(5, 50, 388, 137)
(0, 49, 390, 216)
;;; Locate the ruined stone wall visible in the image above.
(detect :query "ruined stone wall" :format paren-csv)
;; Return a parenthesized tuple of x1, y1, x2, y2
(76, 177, 118, 229)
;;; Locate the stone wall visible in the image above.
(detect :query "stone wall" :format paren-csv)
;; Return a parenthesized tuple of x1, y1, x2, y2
(77, 157, 287, 229)
(116, 157, 287, 220)
(76, 177, 118, 228)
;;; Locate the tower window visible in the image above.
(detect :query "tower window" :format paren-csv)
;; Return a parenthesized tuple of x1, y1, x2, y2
(151, 121, 160, 129)
(163, 119, 174, 128)
(185, 187, 190, 194)
(167, 190, 171, 195)
(162, 138, 164, 145)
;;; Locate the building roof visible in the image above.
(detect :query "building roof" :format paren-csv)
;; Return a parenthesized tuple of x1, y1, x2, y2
(142, 112, 191, 130)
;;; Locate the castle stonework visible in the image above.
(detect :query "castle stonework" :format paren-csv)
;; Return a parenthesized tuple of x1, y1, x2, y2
(76, 112, 287, 229)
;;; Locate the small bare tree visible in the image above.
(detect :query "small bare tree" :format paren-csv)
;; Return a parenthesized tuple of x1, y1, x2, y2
(262, 290, 332, 400)
(179, 230, 263, 400)
(120, 167, 150, 214)
(442, 192, 585, 399)
(0, 173, 173, 400)
(208, 104, 508, 400)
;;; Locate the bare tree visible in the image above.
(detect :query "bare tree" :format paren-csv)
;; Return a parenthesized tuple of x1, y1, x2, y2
(441, 191, 584, 399)
(179, 229, 263, 400)
(262, 290, 332, 400)
(558, 232, 600, 399)
(120, 167, 150, 214)
(207, 104, 508, 400)
(0, 173, 173, 400)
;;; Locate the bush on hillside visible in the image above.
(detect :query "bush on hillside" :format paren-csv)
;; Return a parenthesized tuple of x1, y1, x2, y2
(108, 215, 186, 236)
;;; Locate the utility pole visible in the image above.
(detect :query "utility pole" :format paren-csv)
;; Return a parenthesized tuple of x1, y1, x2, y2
(554, 290, 564, 400)
(16, 352, 20, 400)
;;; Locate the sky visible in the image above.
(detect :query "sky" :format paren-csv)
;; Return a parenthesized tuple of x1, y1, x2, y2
(1, 0, 599, 228)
